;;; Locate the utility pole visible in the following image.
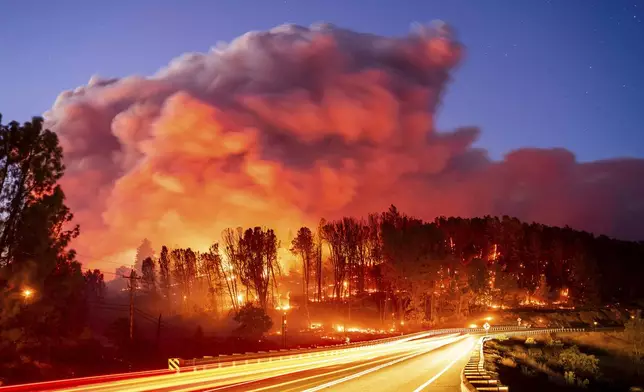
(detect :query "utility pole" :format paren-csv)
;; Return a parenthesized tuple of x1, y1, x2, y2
(281, 312, 287, 348)
(128, 269, 138, 342)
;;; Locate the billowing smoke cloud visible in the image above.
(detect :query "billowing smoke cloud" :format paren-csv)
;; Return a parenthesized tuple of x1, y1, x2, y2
(45, 23, 644, 272)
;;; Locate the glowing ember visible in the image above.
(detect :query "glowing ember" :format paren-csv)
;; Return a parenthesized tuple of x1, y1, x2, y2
(520, 297, 547, 306)
(344, 327, 387, 334)
(276, 291, 291, 311)
(22, 288, 33, 299)
(488, 244, 500, 262)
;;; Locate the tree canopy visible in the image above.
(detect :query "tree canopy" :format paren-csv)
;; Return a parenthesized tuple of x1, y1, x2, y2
(0, 115, 89, 379)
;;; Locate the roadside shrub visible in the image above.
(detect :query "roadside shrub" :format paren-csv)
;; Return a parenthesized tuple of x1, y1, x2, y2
(525, 337, 536, 345)
(512, 344, 526, 352)
(563, 371, 590, 388)
(487, 340, 500, 349)
(559, 345, 599, 377)
(510, 349, 527, 359)
(532, 361, 552, 374)
(496, 334, 509, 342)
(500, 357, 517, 368)
(232, 303, 273, 339)
(521, 365, 536, 376)
(623, 318, 644, 366)
(528, 347, 543, 358)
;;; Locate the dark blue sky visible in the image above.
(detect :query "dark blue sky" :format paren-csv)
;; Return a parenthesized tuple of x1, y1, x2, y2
(1, 0, 642, 162)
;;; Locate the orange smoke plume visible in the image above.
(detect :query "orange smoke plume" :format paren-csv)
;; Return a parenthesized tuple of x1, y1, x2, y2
(44, 23, 644, 272)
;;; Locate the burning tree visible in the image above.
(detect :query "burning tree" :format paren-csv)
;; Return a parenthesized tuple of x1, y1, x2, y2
(199, 243, 225, 314)
(380, 206, 445, 324)
(314, 218, 326, 302)
(170, 248, 198, 310)
(322, 220, 348, 301)
(238, 227, 280, 311)
(222, 227, 245, 310)
(291, 227, 314, 317)
(141, 257, 157, 294)
(134, 238, 154, 274)
(158, 246, 172, 300)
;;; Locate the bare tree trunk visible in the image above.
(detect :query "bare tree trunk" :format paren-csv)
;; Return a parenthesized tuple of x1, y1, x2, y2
(317, 245, 322, 301)
(347, 269, 351, 323)
(303, 256, 310, 326)
(430, 282, 436, 324)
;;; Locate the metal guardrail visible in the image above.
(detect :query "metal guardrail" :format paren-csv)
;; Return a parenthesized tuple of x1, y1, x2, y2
(172, 329, 446, 371)
(171, 325, 531, 372)
(460, 327, 619, 392)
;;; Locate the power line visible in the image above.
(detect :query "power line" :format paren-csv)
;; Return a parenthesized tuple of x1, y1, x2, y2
(90, 305, 169, 328)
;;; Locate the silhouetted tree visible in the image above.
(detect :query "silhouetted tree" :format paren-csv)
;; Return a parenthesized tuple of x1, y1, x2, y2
(141, 257, 157, 294)
(222, 228, 244, 310)
(0, 115, 92, 383)
(322, 220, 347, 301)
(134, 238, 154, 274)
(238, 227, 280, 310)
(233, 303, 273, 339)
(291, 227, 314, 311)
(199, 243, 225, 314)
(84, 269, 106, 304)
(315, 218, 326, 302)
(158, 246, 171, 300)
(171, 248, 198, 309)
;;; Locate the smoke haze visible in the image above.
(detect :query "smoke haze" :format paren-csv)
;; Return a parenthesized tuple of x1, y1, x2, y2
(44, 23, 644, 272)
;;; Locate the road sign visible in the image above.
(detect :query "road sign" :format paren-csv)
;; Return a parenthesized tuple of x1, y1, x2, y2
(483, 322, 490, 332)
(168, 358, 180, 372)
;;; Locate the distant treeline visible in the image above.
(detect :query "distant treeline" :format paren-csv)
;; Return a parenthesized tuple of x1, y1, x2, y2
(125, 205, 644, 325)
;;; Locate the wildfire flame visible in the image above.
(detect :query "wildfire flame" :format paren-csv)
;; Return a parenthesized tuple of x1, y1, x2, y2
(520, 297, 547, 307)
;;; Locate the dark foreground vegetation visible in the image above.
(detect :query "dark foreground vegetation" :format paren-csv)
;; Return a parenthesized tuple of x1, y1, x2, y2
(1, 115, 644, 385)
(484, 318, 644, 391)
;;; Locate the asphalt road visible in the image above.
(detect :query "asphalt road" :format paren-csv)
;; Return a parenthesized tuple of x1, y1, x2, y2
(218, 335, 476, 392)
(1, 333, 477, 392)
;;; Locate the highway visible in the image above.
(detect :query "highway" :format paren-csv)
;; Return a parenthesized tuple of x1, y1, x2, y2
(0, 332, 478, 392)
